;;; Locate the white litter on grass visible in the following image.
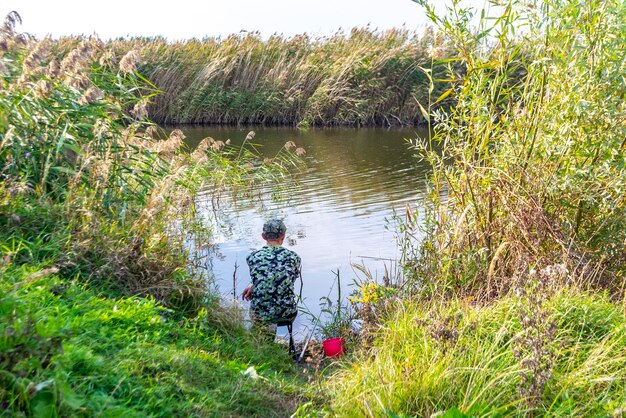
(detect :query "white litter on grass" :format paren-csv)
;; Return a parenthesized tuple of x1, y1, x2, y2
(242, 366, 259, 380)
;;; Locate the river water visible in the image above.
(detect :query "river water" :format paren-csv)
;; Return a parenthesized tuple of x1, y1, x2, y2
(183, 126, 431, 337)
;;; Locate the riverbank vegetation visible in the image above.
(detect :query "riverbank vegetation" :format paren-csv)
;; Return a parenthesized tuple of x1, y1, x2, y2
(0, 13, 309, 416)
(4, 0, 626, 415)
(93, 28, 450, 126)
(314, 0, 626, 415)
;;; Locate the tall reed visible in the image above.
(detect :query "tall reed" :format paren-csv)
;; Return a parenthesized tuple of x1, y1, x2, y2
(92, 28, 452, 126)
(403, 0, 626, 298)
(0, 13, 302, 308)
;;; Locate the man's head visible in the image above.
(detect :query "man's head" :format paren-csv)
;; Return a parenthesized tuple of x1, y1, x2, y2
(262, 219, 286, 242)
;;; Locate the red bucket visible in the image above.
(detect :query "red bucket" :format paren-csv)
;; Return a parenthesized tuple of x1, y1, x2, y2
(322, 337, 345, 358)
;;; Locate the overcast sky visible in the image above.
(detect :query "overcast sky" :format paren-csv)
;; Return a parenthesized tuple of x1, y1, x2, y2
(0, 0, 490, 40)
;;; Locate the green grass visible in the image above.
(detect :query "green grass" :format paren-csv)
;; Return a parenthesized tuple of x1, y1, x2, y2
(1, 265, 309, 417)
(315, 289, 626, 417)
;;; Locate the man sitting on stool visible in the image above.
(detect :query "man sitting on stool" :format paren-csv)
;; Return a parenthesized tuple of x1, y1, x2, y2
(242, 219, 301, 352)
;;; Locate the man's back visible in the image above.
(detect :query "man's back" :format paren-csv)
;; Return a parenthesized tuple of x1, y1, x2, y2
(246, 245, 301, 323)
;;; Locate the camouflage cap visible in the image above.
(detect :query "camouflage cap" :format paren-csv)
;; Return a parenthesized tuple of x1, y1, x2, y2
(262, 219, 287, 238)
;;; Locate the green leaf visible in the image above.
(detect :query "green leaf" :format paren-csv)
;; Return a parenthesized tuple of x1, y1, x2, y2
(50, 166, 76, 175)
(415, 98, 430, 123)
(440, 407, 469, 418)
(434, 88, 454, 104)
(30, 382, 57, 418)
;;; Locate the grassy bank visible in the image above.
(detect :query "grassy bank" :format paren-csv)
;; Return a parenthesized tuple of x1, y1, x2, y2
(4, 0, 626, 414)
(311, 0, 626, 416)
(2, 266, 307, 417)
(322, 288, 626, 416)
(94, 28, 450, 126)
(0, 12, 309, 416)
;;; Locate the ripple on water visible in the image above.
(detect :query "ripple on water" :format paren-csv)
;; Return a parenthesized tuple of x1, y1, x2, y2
(183, 126, 432, 333)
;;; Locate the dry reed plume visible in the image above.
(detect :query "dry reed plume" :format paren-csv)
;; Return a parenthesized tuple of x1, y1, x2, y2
(87, 27, 453, 126)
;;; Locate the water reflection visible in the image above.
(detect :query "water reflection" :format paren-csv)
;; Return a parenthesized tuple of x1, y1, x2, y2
(183, 126, 431, 336)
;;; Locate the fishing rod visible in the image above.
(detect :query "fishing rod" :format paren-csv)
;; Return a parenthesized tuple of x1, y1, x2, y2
(297, 315, 319, 363)
(296, 270, 338, 363)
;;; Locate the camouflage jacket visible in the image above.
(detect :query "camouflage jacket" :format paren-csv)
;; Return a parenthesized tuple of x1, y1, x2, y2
(246, 245, 301, 323)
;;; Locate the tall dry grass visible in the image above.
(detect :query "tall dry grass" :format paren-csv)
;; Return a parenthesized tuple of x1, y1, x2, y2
(0, 12, 302, 309)
(92, 28, 452, 126)
(401, 0, 626, 299)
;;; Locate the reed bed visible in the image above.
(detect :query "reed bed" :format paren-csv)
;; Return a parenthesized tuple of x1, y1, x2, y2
(404, 0, 626, 297)
(0, 16, 301, 307)
(96, 28, 450, 126)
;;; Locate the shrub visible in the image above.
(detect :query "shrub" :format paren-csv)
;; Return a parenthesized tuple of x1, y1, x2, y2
(402, 0, 626, 298)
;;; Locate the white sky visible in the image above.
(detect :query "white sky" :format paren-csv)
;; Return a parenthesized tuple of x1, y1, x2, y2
(0, 0, 490, 40)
